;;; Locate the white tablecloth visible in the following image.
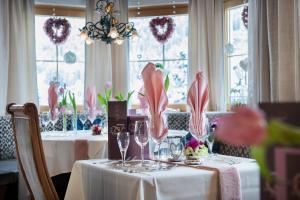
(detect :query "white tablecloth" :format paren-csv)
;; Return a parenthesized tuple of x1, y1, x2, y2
(42, 131, 108, 176)
(65, 155, 260, 200)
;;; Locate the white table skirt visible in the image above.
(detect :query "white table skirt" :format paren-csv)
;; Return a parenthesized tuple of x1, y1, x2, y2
(65, 156, 260, 200)
(42, 131, 108, 176)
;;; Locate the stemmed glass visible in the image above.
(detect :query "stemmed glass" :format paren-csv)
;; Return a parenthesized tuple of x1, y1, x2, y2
(134, 120, 149, 165)
(149, 113, 168, 164)
(117, 132, 130, 167)
(79, 111, 88, 130)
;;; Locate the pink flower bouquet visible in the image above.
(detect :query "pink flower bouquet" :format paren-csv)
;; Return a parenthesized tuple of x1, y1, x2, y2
(184, 138, 208, 160)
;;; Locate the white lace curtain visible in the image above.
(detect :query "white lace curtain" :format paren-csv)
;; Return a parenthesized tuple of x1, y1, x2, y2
(0, 0, 38, 115)
(248, 0, 300, 106)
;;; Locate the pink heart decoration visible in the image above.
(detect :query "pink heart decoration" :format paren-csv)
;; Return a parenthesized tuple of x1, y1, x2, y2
(44, 17, 71, 44)
(149, 17, 175, 44)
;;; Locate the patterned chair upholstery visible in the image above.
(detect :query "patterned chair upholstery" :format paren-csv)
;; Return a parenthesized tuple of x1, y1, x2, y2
(166, 112, 251, 158)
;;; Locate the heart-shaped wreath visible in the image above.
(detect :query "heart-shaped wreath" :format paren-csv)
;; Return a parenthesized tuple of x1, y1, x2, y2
(242, 6, 248, 29)
(44, 17, 71, 44)
(149, 17, 175, 44)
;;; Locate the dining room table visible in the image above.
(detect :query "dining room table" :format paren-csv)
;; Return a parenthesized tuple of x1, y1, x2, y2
(64, 154, 260, 200)
(41, 130, 108, 177)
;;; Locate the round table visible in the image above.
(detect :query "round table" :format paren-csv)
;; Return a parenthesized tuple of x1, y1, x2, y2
(41, 130, 108, 176)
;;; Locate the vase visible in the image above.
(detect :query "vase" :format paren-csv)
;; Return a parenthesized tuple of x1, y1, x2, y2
(72, 111, 77, 132)
(63, 113, 67, 132)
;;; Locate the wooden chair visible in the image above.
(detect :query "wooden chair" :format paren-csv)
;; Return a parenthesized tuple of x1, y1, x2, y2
(6, 103, 58, 200)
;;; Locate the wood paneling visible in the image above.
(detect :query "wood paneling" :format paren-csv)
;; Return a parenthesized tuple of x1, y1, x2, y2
(129, 4, 188, 18)
(36, 5, 85, 17)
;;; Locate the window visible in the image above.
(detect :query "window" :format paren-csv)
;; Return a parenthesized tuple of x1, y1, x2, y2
(129, 14, 188, 105)
(35, 14, 85, 106)
(224, 3, 248, 107)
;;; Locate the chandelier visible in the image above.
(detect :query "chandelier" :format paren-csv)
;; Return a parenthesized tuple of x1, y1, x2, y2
(79, 0, 138, 45)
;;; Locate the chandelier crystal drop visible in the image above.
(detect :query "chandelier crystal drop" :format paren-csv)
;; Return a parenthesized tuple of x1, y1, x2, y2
(79, 0, 138, 45)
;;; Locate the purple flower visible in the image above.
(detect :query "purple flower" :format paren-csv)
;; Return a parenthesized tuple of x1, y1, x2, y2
(60, 107, 66, 113)
(105, 81, 112, 89)
(59, 87, 65, 94)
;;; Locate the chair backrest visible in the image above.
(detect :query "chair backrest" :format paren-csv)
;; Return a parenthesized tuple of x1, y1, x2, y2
(7, 103, 58, 200)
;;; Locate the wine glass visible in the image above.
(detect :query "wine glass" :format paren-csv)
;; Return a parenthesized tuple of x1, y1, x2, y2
(79, 111, 88, 130)
(149, 113, 168, 164)
(134, 120, 149, 165)
(117, 132, 130, 167)
(168, 136, 184, 161)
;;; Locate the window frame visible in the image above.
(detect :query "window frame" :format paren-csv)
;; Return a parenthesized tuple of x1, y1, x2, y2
(129, 5, 188, 112)
(224, 0, 248, 110)
(35, 5, 86, 112)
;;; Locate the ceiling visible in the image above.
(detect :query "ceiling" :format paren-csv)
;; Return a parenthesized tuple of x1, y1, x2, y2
(35, 0, 188, 8)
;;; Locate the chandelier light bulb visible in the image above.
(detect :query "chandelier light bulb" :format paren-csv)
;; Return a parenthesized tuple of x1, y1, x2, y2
(109, 27, 119, 39)
(132, 31, 139, 42)
(85, 37, 94, 45)
(115, 38, 124, 45)
(79, 31, 88, 40)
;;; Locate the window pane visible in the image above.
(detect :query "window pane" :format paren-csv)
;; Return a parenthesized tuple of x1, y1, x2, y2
(164, 15, 188, 60)
(130, 17, 163, 61)
(129, 15, 188, 104)
(228, 55, 248, 105)
(36, 61, 57, 105)
(35, 15, 85, 106)
(35, 16, 57, 61)
(228, 6, 248, 56)
(226, 4, 248, 107)
(58, 62, 85, 105)
(165, 60, 188, 104)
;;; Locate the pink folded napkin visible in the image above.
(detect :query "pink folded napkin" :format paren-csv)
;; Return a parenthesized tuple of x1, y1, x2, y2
(187, 72, 209, 139)
(138, 86, 149, 114)
(142, 63, 168, 142)
(74, 139, 89, 160)
(86, 86, 97, 119)
(48, 84, 58, 120)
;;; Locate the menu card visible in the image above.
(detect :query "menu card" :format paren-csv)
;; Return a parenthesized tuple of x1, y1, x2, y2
(107, 101, 127, 160)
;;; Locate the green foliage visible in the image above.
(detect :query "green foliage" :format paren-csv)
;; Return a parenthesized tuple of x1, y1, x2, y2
(251, 120, 300, 180)
(68, 91, 77, 113)
(164, 74, 170, 92)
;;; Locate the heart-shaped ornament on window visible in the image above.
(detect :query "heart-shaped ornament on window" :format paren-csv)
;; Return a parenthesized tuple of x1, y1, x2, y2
(44, 17, 71, 45)
(149, 17, 175, 44)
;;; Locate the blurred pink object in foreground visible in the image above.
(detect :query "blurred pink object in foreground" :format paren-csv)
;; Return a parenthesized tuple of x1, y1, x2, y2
(142, 63, 168, 142)
(86, 86, 97, 119)
(187, 72, 209, 140)
(216, 106, 267, 146)
(48, 84, 58, 120)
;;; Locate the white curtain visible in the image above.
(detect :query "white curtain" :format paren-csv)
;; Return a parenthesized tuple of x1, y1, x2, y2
(111, 0, 129, 96)
(85, 0, 129, 100)
(248, 0, 300, 106)
(85, 0, 112, 95)
(188, 0, 225, 111)
(0, 0, 38, 115)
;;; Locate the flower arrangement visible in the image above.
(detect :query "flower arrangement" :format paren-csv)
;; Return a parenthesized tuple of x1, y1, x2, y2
(91, 124, 102, 135)
(184, 138, 208, 160)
